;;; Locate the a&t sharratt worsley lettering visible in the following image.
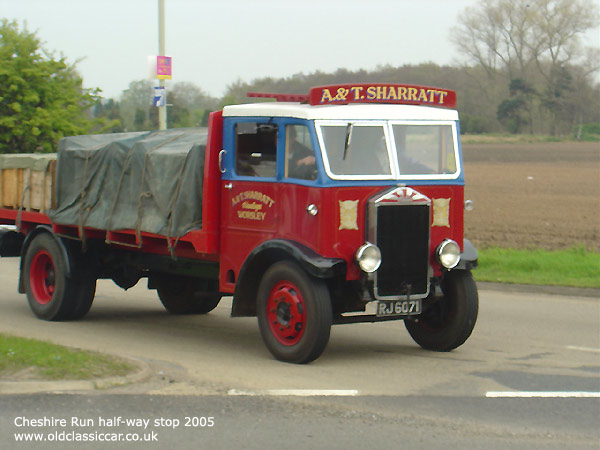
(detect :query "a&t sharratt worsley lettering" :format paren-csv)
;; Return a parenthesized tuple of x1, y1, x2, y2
(0, 83, 478, 363)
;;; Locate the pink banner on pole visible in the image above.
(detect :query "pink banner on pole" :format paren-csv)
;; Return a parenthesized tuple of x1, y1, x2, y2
(156, 56, 172, 80)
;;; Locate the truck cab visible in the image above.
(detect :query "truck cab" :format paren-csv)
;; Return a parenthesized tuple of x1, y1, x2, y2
(218, 84, 478, 363)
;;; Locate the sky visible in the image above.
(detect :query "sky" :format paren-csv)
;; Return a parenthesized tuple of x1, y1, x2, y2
(2, 0, 599, 100)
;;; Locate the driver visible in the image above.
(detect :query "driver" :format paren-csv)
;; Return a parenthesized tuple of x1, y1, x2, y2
(287, 126, 317, 180)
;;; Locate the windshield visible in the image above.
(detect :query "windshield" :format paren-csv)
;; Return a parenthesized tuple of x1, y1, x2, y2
(319, 123, 391, 176)
(317, 121, 459, 179)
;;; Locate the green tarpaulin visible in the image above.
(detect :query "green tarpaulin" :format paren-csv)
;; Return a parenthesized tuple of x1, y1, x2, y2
(0, 153, 56, 171)
(49, 128, 208, 238)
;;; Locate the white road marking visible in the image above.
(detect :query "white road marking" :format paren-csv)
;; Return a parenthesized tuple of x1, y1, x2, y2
(228, 389, 359, 397)
(566, 346, 600, 353)
(486, 391, 600, 398)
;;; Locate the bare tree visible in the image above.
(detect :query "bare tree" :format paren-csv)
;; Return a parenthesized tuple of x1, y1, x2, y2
(531, 0, 599, 72)
(452, 0, 598, 77)
(451, 0, 599, 134)
(451, 0, 536, 77)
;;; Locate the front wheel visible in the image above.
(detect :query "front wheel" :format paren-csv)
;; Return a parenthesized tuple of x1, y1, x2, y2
(405, 270, 478, 351)
(257, 261, 332, 364)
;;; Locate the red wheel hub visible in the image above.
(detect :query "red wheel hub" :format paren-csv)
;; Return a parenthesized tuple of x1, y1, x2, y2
(30, 250, 56, 304)
(266, 281, 307, 346)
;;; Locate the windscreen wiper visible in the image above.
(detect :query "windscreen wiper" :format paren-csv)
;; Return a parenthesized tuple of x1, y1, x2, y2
(343, 123, 353, 160)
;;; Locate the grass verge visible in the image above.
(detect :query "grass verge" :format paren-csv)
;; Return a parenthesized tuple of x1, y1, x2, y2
(460, 133, 567, 144)
(0, 334, 134, 381)
(474, 246, 600, 289)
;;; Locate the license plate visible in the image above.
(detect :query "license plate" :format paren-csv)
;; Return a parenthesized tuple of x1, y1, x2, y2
(376, 299, 421, 317)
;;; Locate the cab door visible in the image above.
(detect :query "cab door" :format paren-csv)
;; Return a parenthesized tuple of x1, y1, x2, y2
(219, 119, 280, 293)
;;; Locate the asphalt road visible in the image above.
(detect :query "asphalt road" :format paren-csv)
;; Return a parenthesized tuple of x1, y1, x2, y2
(0, 257, 598, 449)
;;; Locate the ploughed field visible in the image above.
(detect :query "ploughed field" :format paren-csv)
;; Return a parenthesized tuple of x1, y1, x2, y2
(462, 141, 600, 252)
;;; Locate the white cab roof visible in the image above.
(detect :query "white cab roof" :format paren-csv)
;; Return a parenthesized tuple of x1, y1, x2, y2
(223, 102, 459, 121)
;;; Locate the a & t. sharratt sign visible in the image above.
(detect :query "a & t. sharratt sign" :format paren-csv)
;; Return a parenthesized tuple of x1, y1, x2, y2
(308, 84, 456, 108)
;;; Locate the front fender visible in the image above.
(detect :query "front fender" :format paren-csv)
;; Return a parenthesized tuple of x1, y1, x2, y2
(457, 238, 478, 270)
(246, 239, 346, 279)
(231, 239, 345, 317)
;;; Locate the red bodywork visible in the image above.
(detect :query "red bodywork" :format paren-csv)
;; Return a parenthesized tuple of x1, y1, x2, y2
(219, 180, 463, 293)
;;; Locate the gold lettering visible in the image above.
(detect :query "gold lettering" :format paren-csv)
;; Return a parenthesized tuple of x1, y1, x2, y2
(398, 87, 407, 100)
(320, 89, 333, 103)
(438, 91, 448, 104)
(350, 86, 364, 100)
(376, 86, 386, 99)
(386, 87, 398, 100)
(366, 86, 377, 99)
(237, 210, 266, 221)
(242, 201, 263, 211)
(417, 89, 428, 102)
(232, 191, 275, 207)
(407, 87, 418, 101)
(333, 88, 349, 101)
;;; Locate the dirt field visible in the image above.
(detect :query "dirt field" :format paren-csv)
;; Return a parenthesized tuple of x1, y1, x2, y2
(462, 141, 600, 251)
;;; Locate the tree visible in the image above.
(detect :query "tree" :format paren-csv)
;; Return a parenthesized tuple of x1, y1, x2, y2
(171, 82, 217, 112)
(452, 0, 599, 77)
(119, 79, 154, 131)
(0, 20, 101, 153)
(452, 0, 600, 134)
(119, 80, 218, 130)
(451, 1, 533, 78)
(497, 78, 537, 133)
(166, 82, 217, 128)
(92, 98, 123, 133)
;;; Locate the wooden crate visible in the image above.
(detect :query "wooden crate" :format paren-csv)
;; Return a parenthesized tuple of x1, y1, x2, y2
(0, 168, 22, 208)
(0, 155, 57, 213)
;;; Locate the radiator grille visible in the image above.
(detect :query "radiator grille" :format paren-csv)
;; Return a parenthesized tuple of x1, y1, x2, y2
(374, 204, 430, 298)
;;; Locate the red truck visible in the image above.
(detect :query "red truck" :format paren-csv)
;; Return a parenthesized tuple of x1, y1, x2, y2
(0, 83, 478, 363)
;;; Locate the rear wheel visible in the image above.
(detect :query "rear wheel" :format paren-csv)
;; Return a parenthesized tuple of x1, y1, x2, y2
(24, 233, 96, 321)
(405, 270, 478, 351)
(257, 261, 332, 364)
(155, 274, 221, 314)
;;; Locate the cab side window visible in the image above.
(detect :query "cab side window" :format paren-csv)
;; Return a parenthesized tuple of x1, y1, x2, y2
(285, 125, 317, 181)
(235, 122, 278, 178)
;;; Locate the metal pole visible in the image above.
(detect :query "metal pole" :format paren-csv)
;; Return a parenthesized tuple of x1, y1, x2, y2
(158, 0, 167, 130)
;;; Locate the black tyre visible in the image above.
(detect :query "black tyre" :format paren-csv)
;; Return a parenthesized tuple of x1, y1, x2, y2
(68, 276, 97, 320)
(405, 270, 478, 351)
(23, 233, 96, 321)
(257, 261, 332, 364)
(155, 274, 221, 314)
